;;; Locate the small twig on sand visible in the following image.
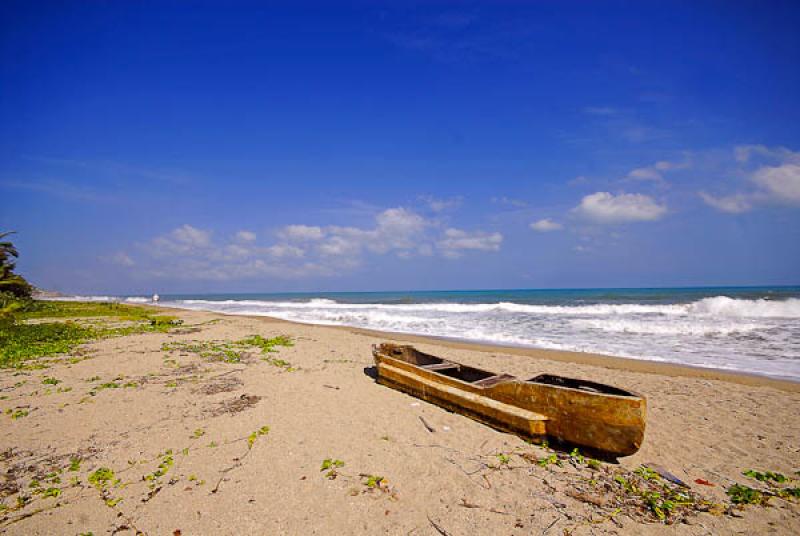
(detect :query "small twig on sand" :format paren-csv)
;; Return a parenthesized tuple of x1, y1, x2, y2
(542, 515, 560, 535)
(411, 443, 459, 453)
(458, 499, 513, 516)
(459, 498, 481, 509)
(418, 416, 436, 433)
(211, 442, 256, 494)
(426, 514, 452, 536)
(211, 369, 242, 379)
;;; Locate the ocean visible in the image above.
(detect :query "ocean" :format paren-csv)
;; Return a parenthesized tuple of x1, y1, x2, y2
(75, 286, 800, 381)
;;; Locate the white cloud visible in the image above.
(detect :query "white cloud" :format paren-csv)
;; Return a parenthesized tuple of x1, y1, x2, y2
(529, 219, 563, 232)
(127, 205, 501, 281)
(171, 224, 210, 248)
(375, 207, 427, 242)
(653, 161, 674, 171)
(419, 195, 462, 212)
(751, 163, 800, 205)
(265, 244, 305, 258)
(573, 192, 667, 224)
(734, 144, 798, 164)
(702, 146, 800, 214)
(279, 225, 324, 241)
(568, 176, 589, 187)
(280, 208, 430, 260)
(224, 244, 252, 259)
(318, 234, 363, 257)
(491, 196, 528, 207)
(626, 160, 683, 184)
(699, 192, 753, 214)
(105, 251, 134, 266)
(627, 167, 663, 182)
(235, 230, 257, 242)
(438, 228, 502, 258)
(150, 224, 212, 257)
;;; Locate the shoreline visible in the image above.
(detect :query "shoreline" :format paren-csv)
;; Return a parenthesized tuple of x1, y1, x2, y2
(151, 304, 800, 393)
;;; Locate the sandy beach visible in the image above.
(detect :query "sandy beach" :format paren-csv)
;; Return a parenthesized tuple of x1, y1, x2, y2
(2, 307, 799, 535)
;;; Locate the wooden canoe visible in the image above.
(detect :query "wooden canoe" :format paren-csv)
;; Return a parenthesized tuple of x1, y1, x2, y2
(372, 343, 646, 457)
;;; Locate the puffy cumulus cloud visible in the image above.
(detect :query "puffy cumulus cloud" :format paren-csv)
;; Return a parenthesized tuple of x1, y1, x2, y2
(438, 228, 503, 258)
(373, 207, 427, 251)
(235, 230, 257, 243)
(529, 219, 563, 232)
(572, 192, 667, 224)
(139, 224, 315, 281)
(150, 224, 212, 257)
(171, 224, 210, 248)
(751, 163, 800, 205)
(701, 145, 800, 213)
(279, 208, 431, 260)
(124, 207, 502, 281)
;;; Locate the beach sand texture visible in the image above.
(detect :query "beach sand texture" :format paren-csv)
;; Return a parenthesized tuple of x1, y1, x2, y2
(2, 308, 799, 535)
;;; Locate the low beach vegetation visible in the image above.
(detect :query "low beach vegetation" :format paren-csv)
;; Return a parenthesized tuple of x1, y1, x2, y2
(88, 467, 116, 490)
(0, 300, 185, 369)
(247, 426, 270, 449)
(321, 458, 345, 479)
(743, 469, 787, 483)
(161, 334, 294, 368)
(727, 484, 767, 505)
(724, 468, 800, 506)
(1, 234, 188, 367)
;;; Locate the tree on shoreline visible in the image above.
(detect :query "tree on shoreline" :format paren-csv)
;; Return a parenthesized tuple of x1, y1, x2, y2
(0, 231, 32, 321)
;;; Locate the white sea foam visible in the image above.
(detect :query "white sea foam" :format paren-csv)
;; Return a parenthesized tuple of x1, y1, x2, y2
(42, 295, 116, 302)
(124, 297, 150, 303)
(570, 318, 768, 336)
(63, 293, 800, 380)
(168, 296, 800, 318)
(688, 296, 800, 318)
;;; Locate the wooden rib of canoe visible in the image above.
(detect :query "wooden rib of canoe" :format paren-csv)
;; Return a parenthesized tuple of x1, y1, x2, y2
(372, 343, 646, 458)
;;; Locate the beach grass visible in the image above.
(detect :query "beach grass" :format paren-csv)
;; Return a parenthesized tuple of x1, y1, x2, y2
(0, 300, 182, 368)
(16, 300, 159, 320)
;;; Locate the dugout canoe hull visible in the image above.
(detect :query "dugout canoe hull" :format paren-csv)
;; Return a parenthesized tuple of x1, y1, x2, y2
(372, 343, 646, 457)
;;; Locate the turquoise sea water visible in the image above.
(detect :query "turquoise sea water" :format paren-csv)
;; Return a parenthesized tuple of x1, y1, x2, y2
(77, 286, 800, 381)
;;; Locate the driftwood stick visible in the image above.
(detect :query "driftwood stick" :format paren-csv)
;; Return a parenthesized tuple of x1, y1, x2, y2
(418, 416, 436, 433)
(426, 515, 452, 536)
(541, 516, 560, 535)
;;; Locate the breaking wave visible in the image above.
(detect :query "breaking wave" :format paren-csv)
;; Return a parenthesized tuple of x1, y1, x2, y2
(175, 296, 800, 318)
(61, 292, 800, 380)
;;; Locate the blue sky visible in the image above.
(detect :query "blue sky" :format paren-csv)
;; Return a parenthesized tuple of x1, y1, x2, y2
(2, 1, 799, 294)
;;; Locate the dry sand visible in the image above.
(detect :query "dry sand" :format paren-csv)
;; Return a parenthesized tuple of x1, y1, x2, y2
(2, 308, 799, 535)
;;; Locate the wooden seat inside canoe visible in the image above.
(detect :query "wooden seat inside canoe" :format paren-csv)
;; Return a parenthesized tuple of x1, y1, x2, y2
(472, 374, 516, 388)
(422, 362, 459, 371)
